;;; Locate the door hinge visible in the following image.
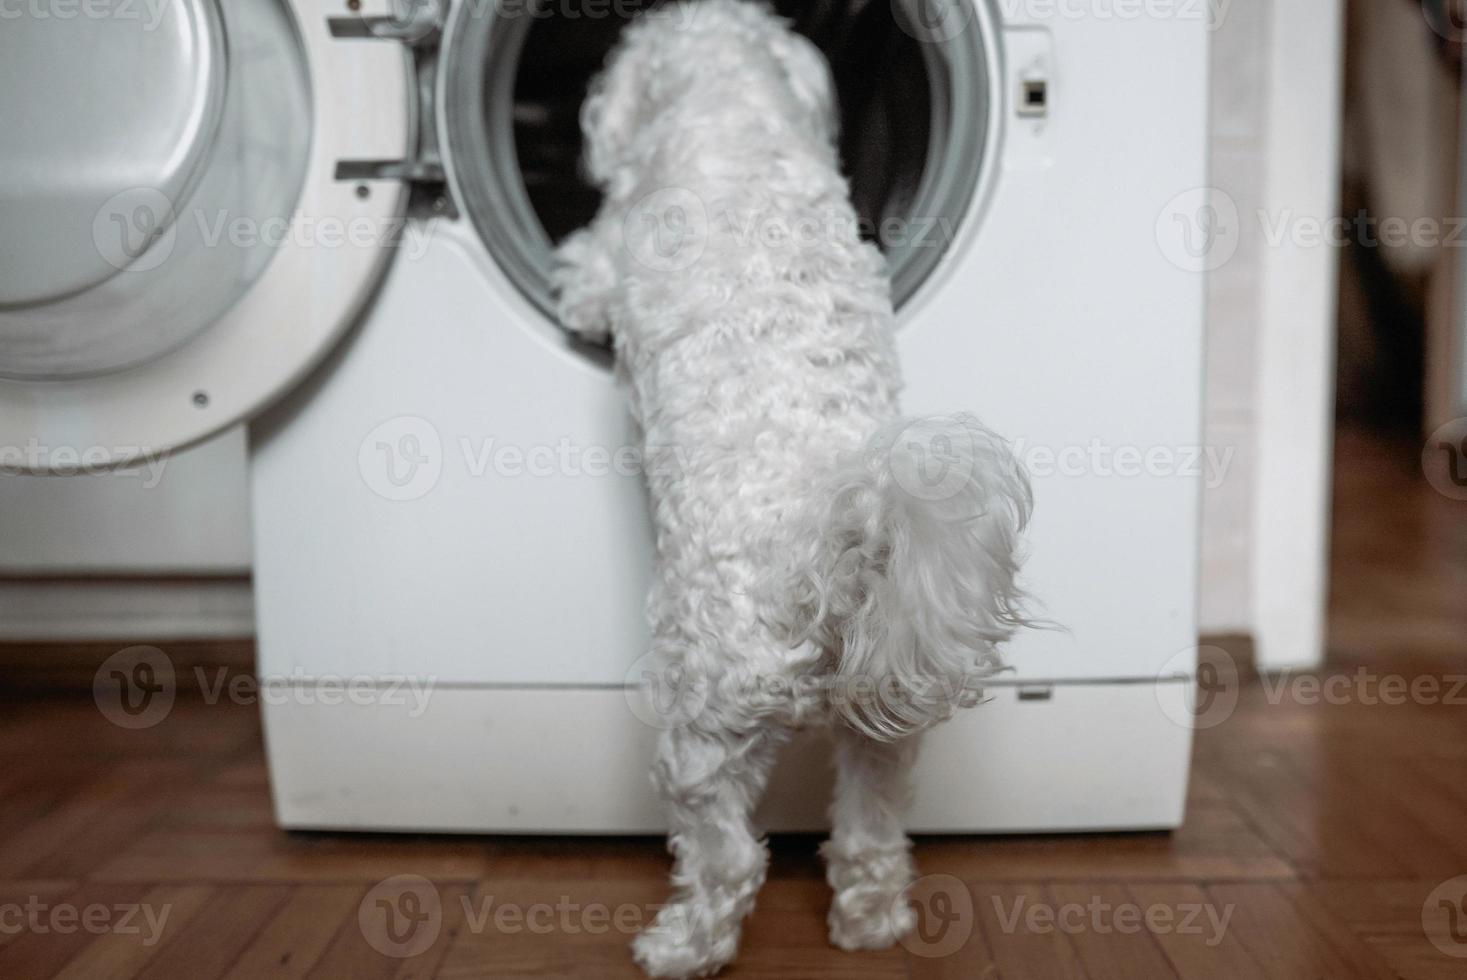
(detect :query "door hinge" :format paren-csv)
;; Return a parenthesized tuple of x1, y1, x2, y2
(329, 1, 458, 220)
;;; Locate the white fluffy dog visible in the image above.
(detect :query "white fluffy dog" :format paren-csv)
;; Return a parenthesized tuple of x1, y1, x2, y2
(554, 2, 1031, 976)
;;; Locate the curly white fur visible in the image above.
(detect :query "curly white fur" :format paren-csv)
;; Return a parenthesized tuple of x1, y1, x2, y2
(552, 3, 1032, 976)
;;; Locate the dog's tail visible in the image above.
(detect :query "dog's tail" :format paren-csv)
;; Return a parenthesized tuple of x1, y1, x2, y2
(784, 415, 1032, 742)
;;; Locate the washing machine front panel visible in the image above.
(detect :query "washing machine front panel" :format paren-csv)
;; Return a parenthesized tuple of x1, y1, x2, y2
(256, 3, 1208, 689)
(901, 9, 1210, 683)
(252, 1, 1208, 833)
(0, 0, 412, 472)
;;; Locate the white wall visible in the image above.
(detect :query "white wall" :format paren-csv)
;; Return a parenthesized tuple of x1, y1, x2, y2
(0, 426, 251, 574)
(0, 427, 254, 639)
(1197, 0, 1271, 636)
(1198, 0, 1343, 671)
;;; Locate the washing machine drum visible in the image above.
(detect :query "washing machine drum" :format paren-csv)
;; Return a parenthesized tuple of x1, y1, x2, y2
(0, 0, 411, 472)
(450, 0, 996, 323)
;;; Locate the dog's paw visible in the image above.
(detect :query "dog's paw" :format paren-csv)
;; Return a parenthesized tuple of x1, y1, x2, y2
(631, 902, 738, 979)
(827, 885, 917, 951)
(552, 227, 617, 347)
(823, 841, 918, 951)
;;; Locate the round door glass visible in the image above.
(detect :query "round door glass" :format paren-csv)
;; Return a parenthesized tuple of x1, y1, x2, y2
(445, 0, 996, 327)
(0, 0, 312, 380)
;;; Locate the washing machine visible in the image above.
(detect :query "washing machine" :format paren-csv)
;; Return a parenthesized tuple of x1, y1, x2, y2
(0, 0, 1208, 833)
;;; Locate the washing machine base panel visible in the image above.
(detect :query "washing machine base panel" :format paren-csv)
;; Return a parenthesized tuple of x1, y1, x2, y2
(262, 680, 1193, 834)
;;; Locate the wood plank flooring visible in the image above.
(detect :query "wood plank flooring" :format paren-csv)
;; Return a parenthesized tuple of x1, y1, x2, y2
(0, 427, 1463, 978)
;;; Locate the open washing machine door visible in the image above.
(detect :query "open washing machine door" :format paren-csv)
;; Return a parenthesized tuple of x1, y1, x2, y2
(0, 0, 416, 473)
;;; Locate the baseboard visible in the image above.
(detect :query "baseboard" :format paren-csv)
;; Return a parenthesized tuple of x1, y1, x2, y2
(0, 578, 254, 642)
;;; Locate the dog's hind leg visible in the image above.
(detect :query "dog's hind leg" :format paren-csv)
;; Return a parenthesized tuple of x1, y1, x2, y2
(634, 721, 787, 978)
(821, 727, 920, 950)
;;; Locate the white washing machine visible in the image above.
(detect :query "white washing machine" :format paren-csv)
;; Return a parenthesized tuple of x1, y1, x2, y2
(1, 0, 1208, 832)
